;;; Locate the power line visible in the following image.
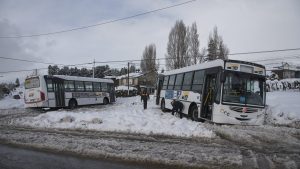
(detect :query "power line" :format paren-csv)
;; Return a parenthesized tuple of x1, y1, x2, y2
(0, 56, 62, 65)
(250, 55, 300, 63)
(2, 47, 300, 74)
(0, 63, 93, 74)
(0, 56, 94, 66)
(228, 48, 300, 55)
(0, 0, 197, 39)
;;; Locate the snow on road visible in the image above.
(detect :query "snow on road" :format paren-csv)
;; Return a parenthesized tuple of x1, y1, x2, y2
(12, 96, 215, 138)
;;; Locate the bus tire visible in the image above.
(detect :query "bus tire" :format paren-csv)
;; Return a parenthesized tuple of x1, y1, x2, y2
(190, 105, 199, 121)
(161, 99, 166, 112)
(68, 99, 77, 109)
(103, 98, 109, 105)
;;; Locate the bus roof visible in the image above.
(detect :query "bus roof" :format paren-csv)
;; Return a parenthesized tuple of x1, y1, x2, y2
(163, 59, 224, 76)
(51, 75, 114, 83)
(163, 59, 265, 76)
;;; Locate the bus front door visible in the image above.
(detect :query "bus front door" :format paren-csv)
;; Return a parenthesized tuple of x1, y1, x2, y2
(201, 74, 217, 120)
(108, 84, 116, 103)
(156, 76, 164, 105)
(53, 79, 65, 107)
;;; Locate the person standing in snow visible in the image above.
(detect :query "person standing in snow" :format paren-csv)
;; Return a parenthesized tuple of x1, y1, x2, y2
(171, 99, 184, 119)
(141, 90, 148, 109)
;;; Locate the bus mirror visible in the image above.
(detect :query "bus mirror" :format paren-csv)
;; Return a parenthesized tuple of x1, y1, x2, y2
(220, 72, 226, 83)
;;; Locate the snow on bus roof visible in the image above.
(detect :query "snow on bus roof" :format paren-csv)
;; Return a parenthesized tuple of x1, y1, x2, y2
(163, 59, 224, 76)
(53, 75, 114, 83)
(115, 85, 137, 91)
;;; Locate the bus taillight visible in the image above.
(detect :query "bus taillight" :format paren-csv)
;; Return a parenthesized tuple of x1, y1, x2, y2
(40, 91, 45, 101)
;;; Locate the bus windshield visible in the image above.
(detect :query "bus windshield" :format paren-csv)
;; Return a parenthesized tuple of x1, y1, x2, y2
(25, 77, 40, 89)
(222, 71, 265, 106)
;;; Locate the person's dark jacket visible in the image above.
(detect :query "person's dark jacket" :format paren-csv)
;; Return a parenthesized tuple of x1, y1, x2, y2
(172, 100, 183, 111)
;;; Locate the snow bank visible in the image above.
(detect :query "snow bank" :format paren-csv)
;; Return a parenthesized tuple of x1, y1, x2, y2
(266, 91, 300, 127)
(0, 86, 25, 109)
(0, 96, 25, 109)
(14, 96, 215, 138)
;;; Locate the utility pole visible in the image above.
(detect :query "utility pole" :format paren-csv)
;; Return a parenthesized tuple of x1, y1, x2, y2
(127, 62, 130, 96)
(33, 69, 38, 76)
(93, 59, 95, 78)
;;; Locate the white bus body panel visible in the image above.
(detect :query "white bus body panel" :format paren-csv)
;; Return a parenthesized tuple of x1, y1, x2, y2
(212, 103, 265, 125)
(160, 90, 201, 115)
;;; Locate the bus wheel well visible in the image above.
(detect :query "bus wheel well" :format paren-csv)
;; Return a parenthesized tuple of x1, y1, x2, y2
(103, 97, 109, 105)
(188, 102, 198, 121)
(68, 98, 77, 109)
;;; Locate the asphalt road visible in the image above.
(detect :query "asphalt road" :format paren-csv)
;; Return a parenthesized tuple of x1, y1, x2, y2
(0, 144, 153, 169)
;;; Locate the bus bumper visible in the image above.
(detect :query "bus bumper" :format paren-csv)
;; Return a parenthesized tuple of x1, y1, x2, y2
(212, 104, 265, 125)
(25, 101, 48, 108)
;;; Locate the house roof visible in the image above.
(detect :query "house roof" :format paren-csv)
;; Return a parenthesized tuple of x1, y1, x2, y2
(116, 73, 143, 79)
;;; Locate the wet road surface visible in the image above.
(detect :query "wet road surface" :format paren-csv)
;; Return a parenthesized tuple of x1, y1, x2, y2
(0, 144, 154, 169)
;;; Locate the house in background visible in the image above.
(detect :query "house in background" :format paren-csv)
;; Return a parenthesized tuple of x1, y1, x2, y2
(271, 62, 300, 79)
(115, 72, 155, 94)
(103, 75, 118, 86)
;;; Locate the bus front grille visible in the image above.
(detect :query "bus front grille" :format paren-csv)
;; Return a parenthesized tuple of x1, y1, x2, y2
(229, 106, 258, 113)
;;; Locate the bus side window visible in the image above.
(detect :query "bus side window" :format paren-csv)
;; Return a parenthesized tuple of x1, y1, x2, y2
(64, 81, 75, 92)
(182, 72, 193, 90)
(75, 81, 85, 92)
(84, 82, 93, 91)
(102, 83, 108, 92)
(162, 76, 169, 90)
(46, 79, 53, 92)
(167, 75, 176, 90)
(93, 82, 101, 92)
(192, 70, 204, 93)
(174, 74, 183, 90)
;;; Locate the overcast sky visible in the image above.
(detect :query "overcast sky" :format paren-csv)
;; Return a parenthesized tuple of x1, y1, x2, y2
(0, 0, 300, 82)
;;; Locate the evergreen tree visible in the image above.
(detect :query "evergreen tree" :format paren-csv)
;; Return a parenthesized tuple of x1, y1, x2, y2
(48, 65, 60, 75)
(15, 78, 20, 87)
(129, 65, 136, 73)
(58, 66, 70, 75)
(206, 26, 229, 61)
(120, 67, 128, 75)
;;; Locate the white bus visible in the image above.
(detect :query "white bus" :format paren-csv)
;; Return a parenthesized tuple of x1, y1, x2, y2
(155, 59, 266, 125)
(24, 75, 115, 108)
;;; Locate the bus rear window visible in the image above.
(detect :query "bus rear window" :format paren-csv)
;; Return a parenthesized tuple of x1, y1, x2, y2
(25, 77, 40, 89)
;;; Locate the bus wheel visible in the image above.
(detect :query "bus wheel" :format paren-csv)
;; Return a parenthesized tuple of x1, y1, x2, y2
(161, 100, 166, 112)
(191, 105, 199, 121)
(69, 99, 77, 109)
(103, 98, 109, 105)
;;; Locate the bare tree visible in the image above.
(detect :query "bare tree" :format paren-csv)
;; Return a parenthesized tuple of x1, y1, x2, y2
(165, 20, 190, 70)
(187, 22, 200, 65)
(140, 44, 159, 85)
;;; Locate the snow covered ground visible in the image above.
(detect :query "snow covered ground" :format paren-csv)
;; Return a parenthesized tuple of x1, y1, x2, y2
(1, 91, 299, 168)
(0, 96, 24, 109)
(0, 86, 25, 110)
(11, 96, 214, 138)
(266, 91, 300, 127)
(1, 90, 300, 133)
